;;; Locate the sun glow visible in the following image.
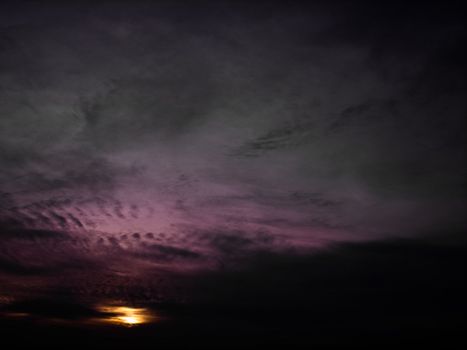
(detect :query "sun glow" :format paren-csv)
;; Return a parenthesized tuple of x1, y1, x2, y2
(97, 305, 155, 326)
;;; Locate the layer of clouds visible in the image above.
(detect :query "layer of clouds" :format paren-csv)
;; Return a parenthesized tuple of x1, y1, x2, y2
(0, 1, 466, 304)
(1, 236, 465, 346)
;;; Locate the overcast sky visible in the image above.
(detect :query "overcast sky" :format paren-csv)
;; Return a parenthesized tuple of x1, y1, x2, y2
(0, 1, 465, 344)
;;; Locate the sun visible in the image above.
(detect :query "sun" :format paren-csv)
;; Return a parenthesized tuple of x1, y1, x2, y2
(97, 305, 155, 327)
(118, 315, 141, 325)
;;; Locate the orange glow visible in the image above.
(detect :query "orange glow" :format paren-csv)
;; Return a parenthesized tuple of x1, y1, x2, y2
(97, 305, 155, 326)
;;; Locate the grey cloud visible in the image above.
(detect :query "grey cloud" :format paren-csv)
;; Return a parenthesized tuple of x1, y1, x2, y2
(231, 120, 314, 157)
(0, 1, 465, 249)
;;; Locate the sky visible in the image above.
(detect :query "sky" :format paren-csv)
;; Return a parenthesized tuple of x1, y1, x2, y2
(0, 1, 466, 347)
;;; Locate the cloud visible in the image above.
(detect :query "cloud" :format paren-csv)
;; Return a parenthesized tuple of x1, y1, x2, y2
(135, 243, 202, 262)
(0, 3, 465, 333)
(183, 236, 467, 342)
(0, 227, 68, 240)
(2, 298, 105, 320)
(0, 0, 465, 245)
(1, 234, 464, 346)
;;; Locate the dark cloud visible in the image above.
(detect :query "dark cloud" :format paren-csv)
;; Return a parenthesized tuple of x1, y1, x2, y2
(1, 235, 465, 347)
(206, 230, 275, 256)
(231, 120, 314, 157)
(2, 297, 104, 320)
(0, 227, 68, 240)
(177, 236, 467, 346)
(136, 243, 202, 262)
(0, 256, 53, 276)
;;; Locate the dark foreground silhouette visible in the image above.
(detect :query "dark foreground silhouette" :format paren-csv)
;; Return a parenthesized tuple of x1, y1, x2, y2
(1, 236, 465, 348)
